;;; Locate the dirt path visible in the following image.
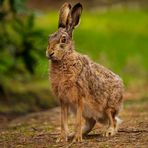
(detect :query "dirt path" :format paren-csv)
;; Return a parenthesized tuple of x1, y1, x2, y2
(0, 100, 148, 148)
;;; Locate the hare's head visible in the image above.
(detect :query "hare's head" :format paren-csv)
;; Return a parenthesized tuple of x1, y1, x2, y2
(46, 3, 83, 61)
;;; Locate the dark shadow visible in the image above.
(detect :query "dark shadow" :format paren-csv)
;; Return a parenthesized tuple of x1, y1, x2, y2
(84, 133, 102, 139)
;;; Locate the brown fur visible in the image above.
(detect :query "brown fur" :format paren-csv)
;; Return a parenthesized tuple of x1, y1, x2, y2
(46, 3, 124, 142)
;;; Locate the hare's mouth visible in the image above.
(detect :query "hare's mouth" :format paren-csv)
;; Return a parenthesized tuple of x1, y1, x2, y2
(47, 56, 54, 60)
(48, 55, 58, 61)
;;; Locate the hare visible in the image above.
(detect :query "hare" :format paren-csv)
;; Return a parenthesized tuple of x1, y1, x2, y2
(46, 3, 124, 142)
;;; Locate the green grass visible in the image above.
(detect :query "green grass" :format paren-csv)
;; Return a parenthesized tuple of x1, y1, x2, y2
(35, 9, 148, 86)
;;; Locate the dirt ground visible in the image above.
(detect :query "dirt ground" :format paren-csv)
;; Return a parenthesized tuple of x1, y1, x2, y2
(0, 96, 148, 148)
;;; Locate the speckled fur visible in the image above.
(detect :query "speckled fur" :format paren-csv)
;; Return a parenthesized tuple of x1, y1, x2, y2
(46, 3, 124, 142)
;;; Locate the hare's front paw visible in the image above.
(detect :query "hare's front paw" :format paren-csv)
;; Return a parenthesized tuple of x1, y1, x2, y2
(103, 127, 116, 137)
(72, 133, 82, 142)
(56, 134, 68, 143)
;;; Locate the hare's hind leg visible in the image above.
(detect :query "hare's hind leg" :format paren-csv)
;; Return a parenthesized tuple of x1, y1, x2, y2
(82, 118, 96, 136)
(103, 108, 118, 137)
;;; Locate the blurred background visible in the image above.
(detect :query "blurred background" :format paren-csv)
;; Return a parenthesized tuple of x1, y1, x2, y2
(0, 0, 148, 116)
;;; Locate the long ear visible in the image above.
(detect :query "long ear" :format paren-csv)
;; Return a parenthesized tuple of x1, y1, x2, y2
(58, 3, 71, 28)
(70, 3, 83, 29)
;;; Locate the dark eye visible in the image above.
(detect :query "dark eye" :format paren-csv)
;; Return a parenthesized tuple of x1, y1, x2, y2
(60, 35, 67, 43)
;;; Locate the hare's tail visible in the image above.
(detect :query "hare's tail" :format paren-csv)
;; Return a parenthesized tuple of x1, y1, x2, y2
(115, 116, 122, 132)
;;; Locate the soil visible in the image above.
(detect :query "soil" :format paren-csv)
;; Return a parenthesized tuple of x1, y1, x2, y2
(0, 99, 148, 148)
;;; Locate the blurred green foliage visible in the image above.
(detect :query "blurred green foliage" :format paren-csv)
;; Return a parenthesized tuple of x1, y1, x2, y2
(0, 0, 44, 79)
(0, 0, 50, 114)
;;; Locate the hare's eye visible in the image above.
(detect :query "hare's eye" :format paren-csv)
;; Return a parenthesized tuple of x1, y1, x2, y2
(60, 35, 66, 43)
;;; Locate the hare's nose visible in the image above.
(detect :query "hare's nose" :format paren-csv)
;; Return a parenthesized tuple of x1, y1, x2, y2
(49, 52, 54, 57)
(46, 51, 54, 59)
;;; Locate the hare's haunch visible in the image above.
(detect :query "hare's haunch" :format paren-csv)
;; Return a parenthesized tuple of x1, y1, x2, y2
(46, 2, 124, 142)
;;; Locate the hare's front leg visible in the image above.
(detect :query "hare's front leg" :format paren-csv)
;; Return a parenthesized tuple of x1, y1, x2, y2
(73, 98, 83, 142)
(57, 101, 68, 142)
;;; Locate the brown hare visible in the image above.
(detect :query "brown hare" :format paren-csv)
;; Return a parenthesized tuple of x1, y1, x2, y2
(46, 2, 124, 142)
